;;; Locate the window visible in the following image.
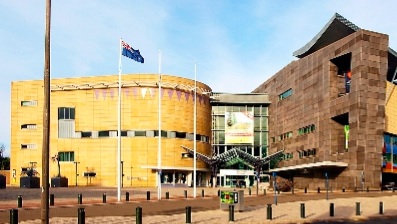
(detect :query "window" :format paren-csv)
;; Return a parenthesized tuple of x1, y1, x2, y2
(98, 131, 110, 137)
(135, 131, 146, 137)
(81, 132, 92, 138)
(278, 89, 293, 100)
(146, 130, 154, 137)
(21, 100, 37, 106)
(298, 124, 316, 135)
(154, 130, 167, 137)
(58, 151, 75, 162)
(58, 107, 75, 120)
(176, 132, 187, 139)
(186, 133, 194, 140)
(168, 131, 176, 138)
(21, 144, 37, 149)
(21, 124, 37, 130)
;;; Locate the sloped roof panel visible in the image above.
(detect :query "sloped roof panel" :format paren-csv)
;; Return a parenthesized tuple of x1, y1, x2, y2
(293, 13, 360, 58)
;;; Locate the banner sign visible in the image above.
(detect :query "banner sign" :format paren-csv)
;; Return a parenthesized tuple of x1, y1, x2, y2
(225, 111, 254, 144)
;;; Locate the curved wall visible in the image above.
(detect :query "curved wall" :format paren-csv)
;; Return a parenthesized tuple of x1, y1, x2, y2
(11, 74, 212, 187)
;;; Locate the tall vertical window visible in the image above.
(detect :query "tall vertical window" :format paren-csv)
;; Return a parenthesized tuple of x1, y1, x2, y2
(58, 107, 75, 120)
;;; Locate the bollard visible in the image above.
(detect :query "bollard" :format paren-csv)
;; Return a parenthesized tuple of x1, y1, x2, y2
(393, 187, 395, 193)
(304, 187, 307, 194)
(317, 187, 320, 193)
(166, 191, 169, 199)
(126, 192, 130, 202)
(202, 189, 205, 197)
(379, 201, 384, 214)
(300, 203, 305, 218)
(50, 194, 54, 206)
(264, 189, 266, 196)
(342, 187, 345, 192)
(10, 209, 18, 224)
(184, 190, 188, 198)
(186, 206, 192, 224)
(367, 187, 369, 192)
(218, 189, 220, 197)
(103, 193, 106, 203)
(356, 202, 361, 216)
(136, 206, 142, 224)
(266, 204, 272, 220)
(147, 191, 150, 200)
(229, 205, 235, 222)
(292, 187, 294, 194)
(330, 203, 334, 217)
(78, 207, 85, 224)
(78, 193, 83, 204)
(249, 188, 251, 195)
(17, 195, 22, 208)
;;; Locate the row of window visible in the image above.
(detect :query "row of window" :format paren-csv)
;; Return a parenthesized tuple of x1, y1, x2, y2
(213, 145, 265, 157)
(21, 124, 37, 129)
(21, 144, 37, 149)
(76, 130, 210, 143)
(278, 89, 292, 101)
(298, 148, 317, 158)
(279, 131, 293, 141)
(21, 100, 37, 106)
(279, 148, 317, 161)
(212, 105, 268, 116)
(271, 124, 317, 143)
(283, 152, 293, 160)
(298, 124, 316, 135)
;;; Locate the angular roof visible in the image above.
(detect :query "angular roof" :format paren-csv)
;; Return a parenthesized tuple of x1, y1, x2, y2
(293, 13, 396, 60)
(293, 13, 359, 58)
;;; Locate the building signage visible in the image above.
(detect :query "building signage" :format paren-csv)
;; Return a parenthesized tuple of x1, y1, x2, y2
(225, 111, 253, 144)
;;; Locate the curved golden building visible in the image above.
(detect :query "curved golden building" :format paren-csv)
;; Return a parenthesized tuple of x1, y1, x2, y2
(11, 74, 212, 187)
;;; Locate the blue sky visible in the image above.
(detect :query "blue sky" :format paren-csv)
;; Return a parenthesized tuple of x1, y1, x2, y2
(1, 0, 396, 156)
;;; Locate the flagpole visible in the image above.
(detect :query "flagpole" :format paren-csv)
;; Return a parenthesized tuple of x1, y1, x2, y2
(117, 38, 122, 202)
(193, 61, 197, 198)
(158, 50, 162, 200)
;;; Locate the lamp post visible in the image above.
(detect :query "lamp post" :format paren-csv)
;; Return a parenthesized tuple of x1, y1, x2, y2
(74, 161, 80, 187)
(193, 62, 197, 198)
(157, 50, 162, 200)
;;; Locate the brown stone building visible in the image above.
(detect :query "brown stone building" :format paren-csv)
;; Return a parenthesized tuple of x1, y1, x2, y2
(254, 13, 397, 190)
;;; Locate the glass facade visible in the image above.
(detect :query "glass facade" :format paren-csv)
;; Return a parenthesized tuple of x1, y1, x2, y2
(212, 105, 268, 157)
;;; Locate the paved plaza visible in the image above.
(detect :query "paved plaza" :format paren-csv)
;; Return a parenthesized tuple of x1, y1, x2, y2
(1, 186, 397, 223)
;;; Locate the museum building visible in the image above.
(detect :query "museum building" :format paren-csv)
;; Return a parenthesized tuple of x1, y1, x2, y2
(253, 13, 397, 190)
(10, 74, 213, 187)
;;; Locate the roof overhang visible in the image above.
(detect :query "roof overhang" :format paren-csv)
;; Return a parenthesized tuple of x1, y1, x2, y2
(269, 161, 348, 173)
(293, 13, 360, 58)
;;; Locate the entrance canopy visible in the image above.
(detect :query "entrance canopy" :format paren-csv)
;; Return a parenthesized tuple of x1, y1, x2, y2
(181, 145, 284, 176)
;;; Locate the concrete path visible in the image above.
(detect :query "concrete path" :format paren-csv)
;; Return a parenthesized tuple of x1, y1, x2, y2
(1, 187, 397, 223)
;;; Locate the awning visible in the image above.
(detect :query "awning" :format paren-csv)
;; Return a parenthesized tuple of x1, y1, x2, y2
(269, 161, 348, 173)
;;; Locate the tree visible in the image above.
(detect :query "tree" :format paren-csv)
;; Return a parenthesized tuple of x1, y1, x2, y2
(0, 143, 4, 170)
(1, 157, 10, 170)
